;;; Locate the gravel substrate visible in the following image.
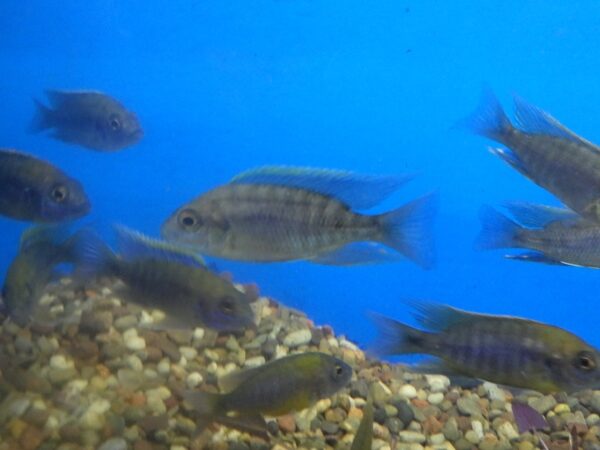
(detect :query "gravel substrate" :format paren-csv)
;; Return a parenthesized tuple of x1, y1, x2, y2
(1, 276, 600, 450)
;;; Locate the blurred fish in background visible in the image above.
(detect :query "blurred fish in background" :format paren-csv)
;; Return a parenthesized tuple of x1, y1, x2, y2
(0, 148, 90, 222)
(30, 90, 143, 151)
(162, 165, 437, 268)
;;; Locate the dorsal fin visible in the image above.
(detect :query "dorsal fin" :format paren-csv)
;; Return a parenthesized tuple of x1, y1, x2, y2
(513, 96, 600, 153)
(230, 165, 413, 209)
(503, 202, 579, 228)
(113, 224, 206, 267)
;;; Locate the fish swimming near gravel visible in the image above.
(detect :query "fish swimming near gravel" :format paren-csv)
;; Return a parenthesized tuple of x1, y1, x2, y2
(184, 352, 352, 437)
(370, 302, 600, 393)
(76, 225, 254, 332)
(477, 203, 600, 268)
(0, 148, 90, 222)
(350, 395, 373, 450)
(461, 89, 600, 223)
(30, 90, 143, 151)
(2, 226, 79, 325)
(161, 165, 436, 268)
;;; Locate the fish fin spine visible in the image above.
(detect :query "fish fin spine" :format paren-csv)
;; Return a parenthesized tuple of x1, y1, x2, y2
(476, 205, 523, 250)
(456, 87, 513, 142)
(376, 192, 437, 269)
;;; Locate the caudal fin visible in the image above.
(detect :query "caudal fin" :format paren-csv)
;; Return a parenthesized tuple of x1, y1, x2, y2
(455, 87, 513, 142)
(476, 206, 523, 250)
(377, 193, 437, 269)
(29, 99, 54, 133)
(368, 312, 434, 356)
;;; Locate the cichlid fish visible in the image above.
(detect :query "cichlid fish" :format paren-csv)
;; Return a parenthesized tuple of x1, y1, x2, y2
(350, 395, 373, 450)
(461, 89, 600, 223)
(31, 90, 143, 151)
(3, 226, 78, 325)
(0, 148, 90, 222)
(477, 203, 600, 268)
(184, 352, 352, 436)
(76, 225, 254, 332)
(161, 165, 436, 268)
(371, 302, 600, 393)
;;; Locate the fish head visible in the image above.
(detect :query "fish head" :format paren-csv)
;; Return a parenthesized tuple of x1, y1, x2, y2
(310, 354, 353, 398)
(40, 176, 91, 222)
(553, 346, 600, 392)
(195, 288, 255, 332)
(161, 204, 229, 253)
(95, 108, 143, 151)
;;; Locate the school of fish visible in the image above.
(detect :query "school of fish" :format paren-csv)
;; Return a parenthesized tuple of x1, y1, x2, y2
(1, 85, 600, 443)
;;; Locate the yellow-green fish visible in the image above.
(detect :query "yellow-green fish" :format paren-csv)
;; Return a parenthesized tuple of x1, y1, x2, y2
(477, 203, 600, 268)
(162, 165, 435, 268)
(371, 302, 600, 393)
(76, 225, 254, 332)
(2, 226, 78, 325)
(351, 396, 373, 450)
(31, 90, 143, 151)
(0, 148, 90, 222)
(461, 89, 600, 223)
(184, 352, 352, 435)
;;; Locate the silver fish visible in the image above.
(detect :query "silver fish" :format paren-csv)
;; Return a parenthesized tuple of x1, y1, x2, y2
(161, 166, 436, 268)
(462, 89, 600, 223)
(477, 203, 600, 268)
(31, 90, 143, 151)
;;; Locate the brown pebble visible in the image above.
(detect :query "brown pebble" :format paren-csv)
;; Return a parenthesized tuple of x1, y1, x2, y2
(138, 414, 169, 433)
(134, 440, 157, 450)
(277, 414, 296, 433)
(19, 425, 44, 450)
(145, 346, 163, 362)
(411, 398, 429, 408)
(422, 415, 443, 434)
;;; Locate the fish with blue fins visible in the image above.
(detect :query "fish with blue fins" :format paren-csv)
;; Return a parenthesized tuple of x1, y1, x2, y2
(3, 225, 79, 325)
(371, 302, 600, 393)
(184, 352, 352, 437)
(30, 90, 143, 151)
(161, 165, 436, 268)
(75, 225, 254, 332)
(461, 89, 600, 223)
(0, 148, 90, 222)
(477, 202, 600, 268)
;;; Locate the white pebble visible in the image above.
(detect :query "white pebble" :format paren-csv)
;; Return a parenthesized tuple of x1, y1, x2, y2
(126, 355, 143, 371)
(471, 420, 484, 440)
(147, 386, 171, 401)
(497, 421, 519, 440)
(186, 372, 204, 388)
(428, 433, 446, 445)
(44, 414, 60, 431)
(65, 379, 89, 395)
(157, 358, 171, 376)
(482, 381, 506, 401)
(50, 354, 74, 370)
(193, 327, 205, 341)
(180, 346, 198, 360)
(283, 329, 312, 348)
(151, 309, 166, 322)
(425, 374, 450, 392)
(428, 392, 444, 405)
(244, 356, 266, 368)
(123, 328, 138, 340)
(139, 310, 155, 326)
(123, 329, 145, 351)
(399, 384, 417, 399)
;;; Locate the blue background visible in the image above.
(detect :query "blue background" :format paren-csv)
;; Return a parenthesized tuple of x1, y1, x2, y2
(1, 1, 600, 349)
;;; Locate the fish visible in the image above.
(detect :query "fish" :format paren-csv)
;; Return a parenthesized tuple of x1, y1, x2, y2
(2, 226, 78, 325)
(30, 90, 143, 151)
(75, 225, 254, 332)
(460, 88, 600, 223)
(161, 165, 436, 268)
(184, 352, 352, 436)
(350, 395, 373, 450)
(370, 302, 600, 393)
(476, 204, 600, 268)
(0, 148, 90, 222)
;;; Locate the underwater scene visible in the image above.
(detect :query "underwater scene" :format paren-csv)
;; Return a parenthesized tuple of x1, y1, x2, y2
(3, 1, 600, 449)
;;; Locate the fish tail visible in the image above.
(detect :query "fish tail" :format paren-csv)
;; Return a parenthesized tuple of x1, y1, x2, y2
(29, 99, 54, 133)
(455, 87, 513, 142)
(368, 312, 435, 356)
(475, 205, 523, 250)
(72, 230, 117, 277)
(376, 192, 437, 269)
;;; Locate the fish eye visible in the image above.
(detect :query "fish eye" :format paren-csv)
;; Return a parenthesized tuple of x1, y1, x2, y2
(575, 351, 597, 371)
(109, 115, 122, 130)
(50, 185, 68, 203)
(178, 209, 201, 230)
(219, 296, 235, 315)
(334, 363, 344, 377)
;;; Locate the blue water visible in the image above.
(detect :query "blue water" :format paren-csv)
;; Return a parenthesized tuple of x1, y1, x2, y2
(2, 1, 600, 349)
